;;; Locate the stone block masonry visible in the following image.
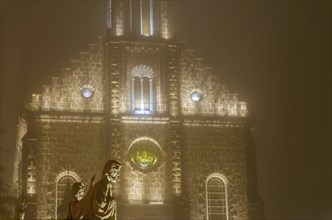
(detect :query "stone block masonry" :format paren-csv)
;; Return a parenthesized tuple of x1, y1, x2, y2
(23, 113, 106, 219)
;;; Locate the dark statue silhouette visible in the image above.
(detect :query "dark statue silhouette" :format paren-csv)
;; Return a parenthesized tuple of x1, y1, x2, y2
(66, 160, 121, 220)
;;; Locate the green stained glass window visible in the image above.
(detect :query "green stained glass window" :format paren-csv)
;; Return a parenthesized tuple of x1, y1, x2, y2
(131, 148, 157, 169)
(129, 140, 161, 171)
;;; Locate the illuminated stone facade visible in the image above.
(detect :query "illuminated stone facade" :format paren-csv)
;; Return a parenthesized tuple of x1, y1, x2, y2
(18, 0, 263, 219)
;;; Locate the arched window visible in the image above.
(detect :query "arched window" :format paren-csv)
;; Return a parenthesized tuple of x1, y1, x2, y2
(55, 171, 80, 219)
(206, 175, 229, 220)
(130, 65, 155, 114)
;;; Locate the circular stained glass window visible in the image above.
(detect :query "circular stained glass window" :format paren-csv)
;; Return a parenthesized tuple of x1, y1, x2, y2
(81, 87, 94, 99)
(128, 140, 162, 171)
(191, 90, 202, 102)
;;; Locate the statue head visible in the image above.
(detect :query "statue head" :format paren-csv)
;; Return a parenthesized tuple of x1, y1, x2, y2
(71, 182, 85, 201)
(102, 159, 122, 183)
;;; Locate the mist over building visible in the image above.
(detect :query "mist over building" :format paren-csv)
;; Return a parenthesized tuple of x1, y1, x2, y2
(14, 0, 264, 219)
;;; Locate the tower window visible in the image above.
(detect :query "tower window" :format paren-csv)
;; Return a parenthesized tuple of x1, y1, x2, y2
(206, 177, 228, 220)
(140, 0, 154, 36)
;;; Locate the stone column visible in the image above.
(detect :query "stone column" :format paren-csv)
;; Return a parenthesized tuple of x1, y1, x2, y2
(149, 78, 153, 112)
(140, 78, 144, 111)
(131, 78, 135, 111)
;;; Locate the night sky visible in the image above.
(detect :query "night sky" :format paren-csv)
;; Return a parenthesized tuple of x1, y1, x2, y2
(1, 1, 331, 220)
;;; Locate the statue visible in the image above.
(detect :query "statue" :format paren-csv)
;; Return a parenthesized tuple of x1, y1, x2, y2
(67, 160, 121, 220)
(67, 181, 87, 219)
(87, 159, 121, 220)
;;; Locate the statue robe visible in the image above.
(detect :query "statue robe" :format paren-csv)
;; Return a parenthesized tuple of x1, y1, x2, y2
(67, 200, 85, 219)
(67, 179, 117, 220)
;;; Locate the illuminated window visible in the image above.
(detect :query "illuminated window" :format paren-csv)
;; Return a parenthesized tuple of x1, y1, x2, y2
(27, 183, 36, 194)
(227, 103, 237, 116)
(206, 177, 228, 220)
(27, 173, 35, 182)
(140, 0, 154, 36)
(56, 175, 76, 219)
(191, 90, 203, 102)
(130, 65, 155, 114)
(27, 161, 36, 195)
(81, 87, 94, 99)
(128, 139, 162, 172)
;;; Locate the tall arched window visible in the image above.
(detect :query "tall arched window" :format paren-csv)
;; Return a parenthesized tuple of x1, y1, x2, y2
(55, 171, 80, 219)
(130, 65, 155, 114)
(206, 174, 229, 220)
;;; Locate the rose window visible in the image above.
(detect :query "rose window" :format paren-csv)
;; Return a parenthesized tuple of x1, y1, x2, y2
(129, 140, 162, 171)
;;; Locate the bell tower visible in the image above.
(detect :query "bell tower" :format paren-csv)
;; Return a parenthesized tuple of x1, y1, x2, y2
(107, 0, 173, 39)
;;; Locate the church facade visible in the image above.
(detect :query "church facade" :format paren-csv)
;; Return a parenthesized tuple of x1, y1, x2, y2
(18, 0, 264, 219)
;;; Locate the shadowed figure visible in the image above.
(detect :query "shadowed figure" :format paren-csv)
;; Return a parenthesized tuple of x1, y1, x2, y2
(58, 181, 74, 219)
(67, 179, 93, 219)
(67, 160, 121, 220)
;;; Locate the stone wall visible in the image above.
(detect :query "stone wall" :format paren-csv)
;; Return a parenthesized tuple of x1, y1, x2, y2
(180, 50, 247, 117)
(183, 121, 249, 220)
(118, 204, 173, 220)
(28, 37, 104, 113)
(24, 114, 106, 219)
(119, 117, 171, 204)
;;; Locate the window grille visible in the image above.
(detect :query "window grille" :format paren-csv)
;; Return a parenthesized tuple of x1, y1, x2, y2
(207, 177, 228, 220)
(130, 65, 155, 114)
(56, 176, 76, 219)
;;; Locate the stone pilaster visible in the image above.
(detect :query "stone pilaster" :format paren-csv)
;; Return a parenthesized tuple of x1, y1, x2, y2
(113, 0, 126, 36)
(160, 0, 173, 39)
(166, 43, 185, 218)
(109, 117, 122, 160)
(106, 40, 122, 159)
(166, 44, 180, 117)
(166, 43, 182, 194)
(21, 131, 38, 220)
(107, 41, 121, 115)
